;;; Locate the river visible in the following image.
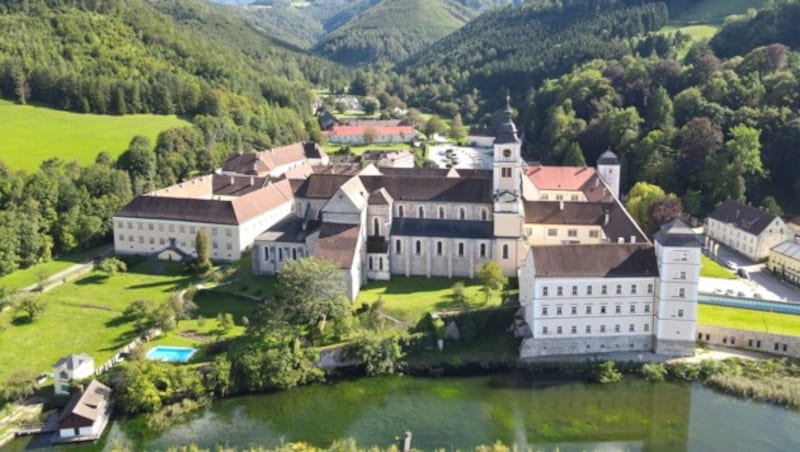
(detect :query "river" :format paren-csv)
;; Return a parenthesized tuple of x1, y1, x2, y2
(8, 374, 800, 451)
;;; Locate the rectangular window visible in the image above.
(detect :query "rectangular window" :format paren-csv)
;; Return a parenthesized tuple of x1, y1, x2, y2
(127, 221, 133, 229)
(502, 168, 511, 178)
(415, 240, 422, 256)
(436, 241, 443, 256)
(159, 238, 165, 245)
(589, 230, 599, 238)
(149, 237, 154, 245)
(680, 271, 686, 280)
(647, 284, 653, 294)
(567, 229, 577, 237)
(542, 326, 548, 335)
(179, 225, 185, 233)
(137, 236, 142, 244)
(615, 305, 621, 314)
(586, 325, 592, 334)
(557, 286, 563, 296)
(226, 243, 232, 250)
(571, 306, 577, 315)
(572, 286, 578, 296)
(631, 284, 637, 294)
(543, 286, 548, 296)
(629, 324, 635, 332)
(614, 324, 620, 333)
(587, 286, 593, 295)
(644, 304, 651, 313)
(600, 325, 606, 333)
(677, 309, 684, 318)
(148, 224, 154, 231)
(479, 243, 487, 258)
(571, 325, 577, 334)
(212, 227, 218, 236)
(678, 288, 686, 298)
(629, 304, 636, 313)
(542, 306, 548, 316)
(137, 223, 143, 230)
(226, 229, 232, 237)
(395, 240, 402, 254)
(600, 306, 607, 314)
(278, 248, 283, 261)
(556, 326, 563, 335)
(158, 224, 164, 232)
(547, 228, 557, 236)
(264, 247, 270, 261)
(616, 284, 622, 295)
(190, 226, 196, 234)
(458, 243, 465, 257)
(601, 285, 607, 295)
(169, 224, 175, 233)
(586, 305, 592, 314)
(212, 241, 218, 249)
(644, 323, 650, 332)
(118, 234, 124, 241)
(556, 306, 562, 315)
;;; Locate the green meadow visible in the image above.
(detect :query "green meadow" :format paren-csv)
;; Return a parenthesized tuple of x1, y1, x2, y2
(0, 100, 189, 171)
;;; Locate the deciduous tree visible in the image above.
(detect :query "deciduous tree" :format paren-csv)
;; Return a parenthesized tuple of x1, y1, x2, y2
(476, 260, 508, 303)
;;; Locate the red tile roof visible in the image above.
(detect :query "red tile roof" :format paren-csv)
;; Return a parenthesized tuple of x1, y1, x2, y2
(526, 166, 597, 191)
(328, 125, 416, 137)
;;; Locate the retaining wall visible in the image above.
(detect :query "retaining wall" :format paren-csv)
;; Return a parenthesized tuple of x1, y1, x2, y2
(696, 325, 800, 357)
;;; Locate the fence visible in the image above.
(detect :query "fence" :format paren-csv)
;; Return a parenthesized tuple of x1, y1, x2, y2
(699, 293, 800, 315)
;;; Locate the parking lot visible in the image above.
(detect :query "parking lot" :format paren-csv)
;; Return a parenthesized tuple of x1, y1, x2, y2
(701, 243, 800, 302)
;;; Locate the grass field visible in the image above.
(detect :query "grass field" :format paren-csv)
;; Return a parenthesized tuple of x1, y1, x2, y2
(671, 0, 766, 23)
(325, 142, 415, 157)
(0, 100, 190, 171)
(0, 260, 254, 381)
(659, 23, 719, 40)
(700, 254, 736, 279)
(698, 304, 800, 336)
(0, 244, 111, 292)
(356, 277, 501, 322)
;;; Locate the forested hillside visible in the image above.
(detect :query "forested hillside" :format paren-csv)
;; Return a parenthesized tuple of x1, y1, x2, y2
(517, 0, 800, 218)
(356, 0, 668, 120)
(313, 0, 479, 66)
(0, 0, 343, 276)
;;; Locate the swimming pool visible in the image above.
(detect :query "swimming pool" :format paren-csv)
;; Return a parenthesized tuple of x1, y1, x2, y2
(146, 346, 197, 363)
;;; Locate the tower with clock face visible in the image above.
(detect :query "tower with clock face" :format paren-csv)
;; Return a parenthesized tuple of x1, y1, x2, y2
(492, 97, 526, 276)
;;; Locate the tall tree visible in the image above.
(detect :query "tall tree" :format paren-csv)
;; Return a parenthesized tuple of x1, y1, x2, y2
(449, 113, 467, 142)
(476, 260, 508, 303)
(195, 229, 212, 274)
(562, 142, 587, 166)
(626, 182, 666, 233)
(725, 124, 765, 201)
(676, 117, 723, 186)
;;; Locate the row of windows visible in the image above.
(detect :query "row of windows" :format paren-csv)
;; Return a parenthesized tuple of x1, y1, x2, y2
(699, 333, 790, 352)
(263, 246, 306, 262)
(119, 235, 232, 250)
(541, 303, 652, 316)
(395, 205, 489, 221)
(395, 240, 507, 258)
(542, 283, 653, 297)
(541, 323, 650, 335)
(117, 221, 233, 237)
(540, 228, 600, 239)
(540, 194, 581, 201)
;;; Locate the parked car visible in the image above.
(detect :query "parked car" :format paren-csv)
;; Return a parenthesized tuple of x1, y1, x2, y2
(753, 293, 763, 299)
(737, 291, 746, 297)
(725, 289, 735, 296)
(725, 260, 738, 270)
(737, 268, 750, 279)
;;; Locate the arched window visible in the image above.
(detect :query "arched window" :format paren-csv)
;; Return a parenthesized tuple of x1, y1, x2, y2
(481, 209, 488, 221)
(439, 207, 445, 219)
(398, 205, 404, 217)
(502, 244, 509, 259)
(459, 207, 466, 220)
(415, 240, 422, 255)
(373, 217, 380, 236)
(418, 206, 424, 218)
(458, 242, 465, 257)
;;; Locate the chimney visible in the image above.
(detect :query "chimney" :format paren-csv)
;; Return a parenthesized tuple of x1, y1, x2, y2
(604, 210, 610, 226)
(250, 176, 255, 186)
(630, 235, 636, 243)
(559, 200, 564, 211)
(230, 176, 235, 186)
(617, 237, 624, 244)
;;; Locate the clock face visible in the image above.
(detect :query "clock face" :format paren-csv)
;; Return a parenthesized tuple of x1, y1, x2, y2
(503, 149, 512, 158)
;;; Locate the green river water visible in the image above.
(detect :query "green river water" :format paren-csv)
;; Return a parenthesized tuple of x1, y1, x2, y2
(8, 374, 800, 451)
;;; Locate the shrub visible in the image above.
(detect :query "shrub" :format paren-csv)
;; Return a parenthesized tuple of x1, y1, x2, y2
(592, 360, 622, 383)
(641, 363, 667, 382)
(451, 281, 466, 302)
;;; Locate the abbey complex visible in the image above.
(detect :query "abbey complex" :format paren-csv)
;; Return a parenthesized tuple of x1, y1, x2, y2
(113, 100, 701, 358)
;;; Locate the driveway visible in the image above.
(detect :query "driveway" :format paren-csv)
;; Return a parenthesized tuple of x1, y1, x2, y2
(701, 242, 800, 302)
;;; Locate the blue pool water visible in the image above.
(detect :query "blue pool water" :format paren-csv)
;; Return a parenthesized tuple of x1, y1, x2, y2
(146, 346, 197, 362)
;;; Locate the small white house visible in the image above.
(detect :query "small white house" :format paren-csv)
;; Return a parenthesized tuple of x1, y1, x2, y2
(52, 354, 94, 396)
(55, 380, 112, 442)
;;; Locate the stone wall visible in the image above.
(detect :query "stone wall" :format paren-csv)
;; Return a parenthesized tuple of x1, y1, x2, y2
(696, 325, 800, 357)
(520, 334, 653, 358)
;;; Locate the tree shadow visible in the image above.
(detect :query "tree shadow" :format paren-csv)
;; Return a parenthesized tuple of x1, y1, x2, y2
(104, 314, 134, 328)
(74, 274, 108, 285)
(125, 277, 190, 290)
(11, 315, 34, 326)
(99, 329, 143, 352)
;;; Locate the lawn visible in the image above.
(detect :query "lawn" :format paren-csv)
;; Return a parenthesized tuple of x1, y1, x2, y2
(0, 244, 111, 292)
(210, 254, 277, 299)
(700, 254, 736, 279)
(0, 100, 190, 171)
(324, 142, 415, 156)
(698, 304, 800, 336)
(0, 260, 251, 381)
(355, 276, 501, 322)
(670, 0, 766, 23)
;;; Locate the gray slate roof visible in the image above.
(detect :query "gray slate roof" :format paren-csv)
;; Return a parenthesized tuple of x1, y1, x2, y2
(57, 379, 111, 426)
(531, 244, 658, 278)
(53, 353, 93, 371)
(771, 240, 800, 260)
(655, 219, 702, 248)
(708, 200, 777, 235)
(391, 218, 493, 239)
(597, 150, 620, 165)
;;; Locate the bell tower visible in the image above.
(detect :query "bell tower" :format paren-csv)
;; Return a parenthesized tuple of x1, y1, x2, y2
(492, 96, 525, 277)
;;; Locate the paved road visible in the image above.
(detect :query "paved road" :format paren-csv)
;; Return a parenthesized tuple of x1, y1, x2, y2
(702, 243, 800, 302)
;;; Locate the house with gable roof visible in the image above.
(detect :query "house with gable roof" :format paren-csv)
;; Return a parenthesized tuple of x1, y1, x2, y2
(54, 380, 112, 442)
(706, 199, 793, 261)
(52, 353, 94, 396)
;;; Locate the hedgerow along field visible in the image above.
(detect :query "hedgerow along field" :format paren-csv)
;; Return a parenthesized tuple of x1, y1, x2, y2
(0, 99, 190, 171)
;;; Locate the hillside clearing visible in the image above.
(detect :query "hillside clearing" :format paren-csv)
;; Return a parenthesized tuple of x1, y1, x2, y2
(0, 100, 189, 171)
